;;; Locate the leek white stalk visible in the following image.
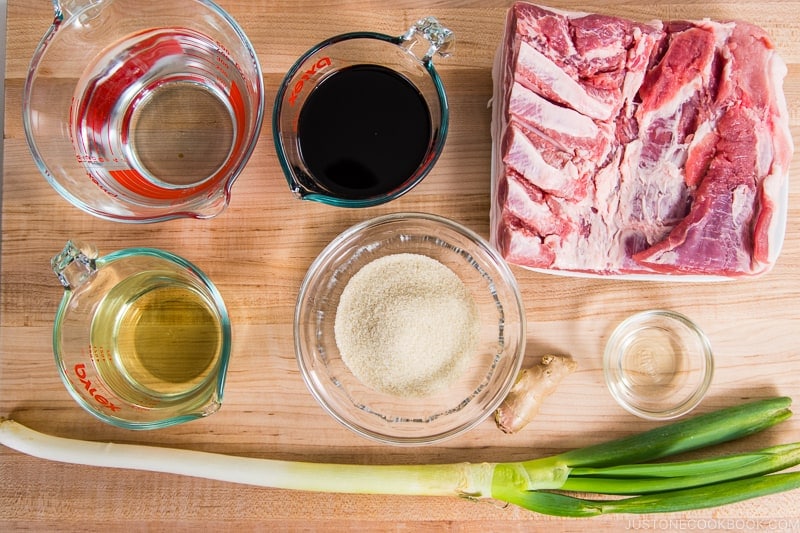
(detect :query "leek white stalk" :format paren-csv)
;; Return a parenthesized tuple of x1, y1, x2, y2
(0, 419, 494, 497)
(1, 397, 799, 517)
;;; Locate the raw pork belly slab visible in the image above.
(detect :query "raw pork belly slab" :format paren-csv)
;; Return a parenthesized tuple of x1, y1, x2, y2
(490, 2, 792, 278)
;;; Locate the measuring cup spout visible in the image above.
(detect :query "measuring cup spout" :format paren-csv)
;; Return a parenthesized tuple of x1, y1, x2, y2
(185, 188, 232, 220)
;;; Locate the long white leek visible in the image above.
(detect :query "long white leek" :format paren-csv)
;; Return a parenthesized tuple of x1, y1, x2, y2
(0, 418, 493, 497)
(2, 397, 799, 517)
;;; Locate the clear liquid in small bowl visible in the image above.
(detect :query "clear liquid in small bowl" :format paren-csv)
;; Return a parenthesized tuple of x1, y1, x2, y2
(618, 327, 685, 401)
(70, 27, 251, 202)
(604, 310, 713, 420)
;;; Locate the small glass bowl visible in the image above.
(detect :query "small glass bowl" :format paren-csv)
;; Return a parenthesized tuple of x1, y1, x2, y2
(294, 212, 526, 445)
(604, 310, 714, 420)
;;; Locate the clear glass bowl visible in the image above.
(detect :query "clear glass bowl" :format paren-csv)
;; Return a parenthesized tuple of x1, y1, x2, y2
(294, 213, 526, 445)
(604, 310, 714, 420)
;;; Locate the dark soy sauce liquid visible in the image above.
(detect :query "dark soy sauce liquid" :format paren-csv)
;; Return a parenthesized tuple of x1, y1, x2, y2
(297, 64, 432, 199)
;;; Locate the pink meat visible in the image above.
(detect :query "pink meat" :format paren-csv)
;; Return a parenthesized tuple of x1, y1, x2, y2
(638, 26, 718, 114)
(499, 171, 572, 237)
(502, 124, 585, 200)
(633, 107, 759, 274)
(514, 40, 617, 120)
(490, 2, 792, 277)
(495, 214, 557, 268)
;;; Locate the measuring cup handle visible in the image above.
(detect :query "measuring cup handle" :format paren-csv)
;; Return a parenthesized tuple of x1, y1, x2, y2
(52, 241, 99, 290)
(52, 0, 101, 24)
(399, 16, 455, 64)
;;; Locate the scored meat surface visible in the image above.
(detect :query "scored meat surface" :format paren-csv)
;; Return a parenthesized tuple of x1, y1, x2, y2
(490, 3, 792, 277)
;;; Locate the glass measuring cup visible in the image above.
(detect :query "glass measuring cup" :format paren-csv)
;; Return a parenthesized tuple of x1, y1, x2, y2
(273, 17, 454, 207)
(51, 241, 232, 429)
(24, 0, 265, 222)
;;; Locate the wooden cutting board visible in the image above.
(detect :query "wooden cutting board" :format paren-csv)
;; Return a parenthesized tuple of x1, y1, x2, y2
(2, 1, 800, 530)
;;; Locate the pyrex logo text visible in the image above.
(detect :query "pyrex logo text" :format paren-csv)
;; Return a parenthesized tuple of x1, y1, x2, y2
(289, 57, 332, 105)
(74, 363, 122, 412)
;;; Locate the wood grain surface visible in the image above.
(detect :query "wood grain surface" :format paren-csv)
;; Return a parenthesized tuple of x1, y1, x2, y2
(2, 1, 800, 531)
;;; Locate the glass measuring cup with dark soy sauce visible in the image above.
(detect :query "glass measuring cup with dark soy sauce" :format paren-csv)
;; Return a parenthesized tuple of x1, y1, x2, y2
(273, 17, 454, 207)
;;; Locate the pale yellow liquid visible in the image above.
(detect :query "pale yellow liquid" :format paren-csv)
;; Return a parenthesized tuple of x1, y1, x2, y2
(90, 271, 223, 406)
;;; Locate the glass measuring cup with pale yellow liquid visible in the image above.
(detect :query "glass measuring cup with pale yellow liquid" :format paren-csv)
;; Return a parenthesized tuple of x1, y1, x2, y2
(51, 241, 231, 429)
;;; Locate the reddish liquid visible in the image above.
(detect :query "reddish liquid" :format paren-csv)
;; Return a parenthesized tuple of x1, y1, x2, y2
(71, 28, 250, 201)
(297, 64, 432, 199)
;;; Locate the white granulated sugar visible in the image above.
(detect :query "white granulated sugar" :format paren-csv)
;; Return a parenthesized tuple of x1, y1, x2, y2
(334, 253, 480, 398)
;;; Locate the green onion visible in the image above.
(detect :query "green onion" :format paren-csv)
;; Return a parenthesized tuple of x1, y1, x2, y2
(500, 472, 800, 517)
(0, 397, 797, 517)
(537, 395, 793, 468)
(490, 472, 800, 518)
(562, 443, 800, 494)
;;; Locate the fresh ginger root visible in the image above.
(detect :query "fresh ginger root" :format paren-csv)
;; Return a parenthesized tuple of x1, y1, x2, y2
(495, 354, 578, 434)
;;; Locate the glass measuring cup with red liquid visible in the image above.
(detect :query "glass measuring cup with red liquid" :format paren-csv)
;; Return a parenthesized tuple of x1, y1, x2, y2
(273, 17, 454, 207)
(24, 0, 264, 222)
